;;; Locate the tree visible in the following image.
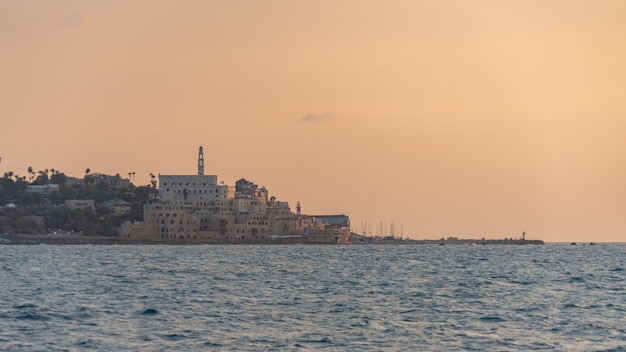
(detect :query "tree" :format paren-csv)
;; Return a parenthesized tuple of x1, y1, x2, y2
(59, 184, 76, 200)
(96, 181, 110, 191)
(133, 185, 151, 204)
(84, 168, 92, 189)
(0, 188, 7, 204)
(49, 191, 63, 205)
(1, 175, 16, 202)
(50, 172, 67, 185)
(21, 192, 43, 207)
(27, 166, 33, 183)
(34, 170, 49, 185)
(149, 173, 157, 199)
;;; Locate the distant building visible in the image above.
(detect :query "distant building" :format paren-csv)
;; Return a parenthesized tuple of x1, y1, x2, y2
(91, 173, 131, 189)
(64, 199, 95, 210)
(65, 174, 131, 189)
(311, 215, 351, 230)
(26, 184, 59, 195)
(103, 199, 132, 216)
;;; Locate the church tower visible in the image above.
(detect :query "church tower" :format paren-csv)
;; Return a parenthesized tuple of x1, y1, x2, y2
(198, 146, 204, 176)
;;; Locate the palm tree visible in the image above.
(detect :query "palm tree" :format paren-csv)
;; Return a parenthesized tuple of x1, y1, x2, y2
(149, 173, 157, 199)
(27, 166, 33, 182)
(84, 168, 91, 189)
(36, 170, 49, 185)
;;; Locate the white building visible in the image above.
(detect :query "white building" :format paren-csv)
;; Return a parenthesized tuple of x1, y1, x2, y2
(26, 184, 59, 195)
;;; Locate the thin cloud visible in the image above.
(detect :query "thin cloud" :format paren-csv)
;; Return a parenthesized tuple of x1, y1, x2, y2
(300, 112, 335, 122)
(62, 11, 93, 27)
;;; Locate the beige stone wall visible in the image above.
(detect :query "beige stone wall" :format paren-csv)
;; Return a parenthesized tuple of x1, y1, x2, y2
(159, 175, 220, 205)
(233, 197, 266, 214)
(121, 221, 158, 239)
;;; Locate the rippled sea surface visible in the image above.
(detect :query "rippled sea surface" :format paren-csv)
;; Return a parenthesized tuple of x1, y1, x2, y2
(1, 243, 625, 351)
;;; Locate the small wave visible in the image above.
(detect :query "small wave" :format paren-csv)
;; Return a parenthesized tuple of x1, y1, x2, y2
(510, 280, 533, 285)
(297, 335, 334, 345)
(203, 341, 223, 347)
(594, 346, 626, 352)
(161, 333, 187, 341)
(140, 308, 159, 315)
(74, 340, 99, 348)
(479, 316, 505, 322)
(14, 303, 38, 309)
(16, 312, 51, 321)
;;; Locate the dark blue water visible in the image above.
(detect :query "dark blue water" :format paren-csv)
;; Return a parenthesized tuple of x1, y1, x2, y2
(1, 243, 625, 351)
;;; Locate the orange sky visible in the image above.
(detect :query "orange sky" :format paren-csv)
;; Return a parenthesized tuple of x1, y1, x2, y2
(1, 1, 625, 242)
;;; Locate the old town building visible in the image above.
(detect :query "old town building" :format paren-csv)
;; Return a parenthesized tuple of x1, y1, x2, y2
(121, 147, 349, 243)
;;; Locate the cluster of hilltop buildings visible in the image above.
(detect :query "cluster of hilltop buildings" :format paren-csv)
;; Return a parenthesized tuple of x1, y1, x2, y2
(22, 174, 132, 214)
(121, 147, 350, 243)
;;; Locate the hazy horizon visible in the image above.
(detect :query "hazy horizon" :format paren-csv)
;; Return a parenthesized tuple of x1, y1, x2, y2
(2, 1, 625, 242)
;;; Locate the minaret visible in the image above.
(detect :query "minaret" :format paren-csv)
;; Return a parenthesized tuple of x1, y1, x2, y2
(198, 146, 204, 176)
(296, 201, 301, 215)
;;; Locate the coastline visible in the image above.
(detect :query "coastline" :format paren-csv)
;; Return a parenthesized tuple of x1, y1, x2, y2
(1, 233, 544, 245)
(0, 234, 346, 245)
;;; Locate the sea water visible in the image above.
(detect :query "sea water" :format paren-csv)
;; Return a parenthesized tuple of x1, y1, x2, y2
(1, 243, 625, 351)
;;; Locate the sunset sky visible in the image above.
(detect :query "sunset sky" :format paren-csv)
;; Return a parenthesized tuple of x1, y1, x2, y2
(2, 1, 625, 242)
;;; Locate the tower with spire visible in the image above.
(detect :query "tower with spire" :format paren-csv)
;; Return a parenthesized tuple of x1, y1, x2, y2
(198, 146, 204, 176)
